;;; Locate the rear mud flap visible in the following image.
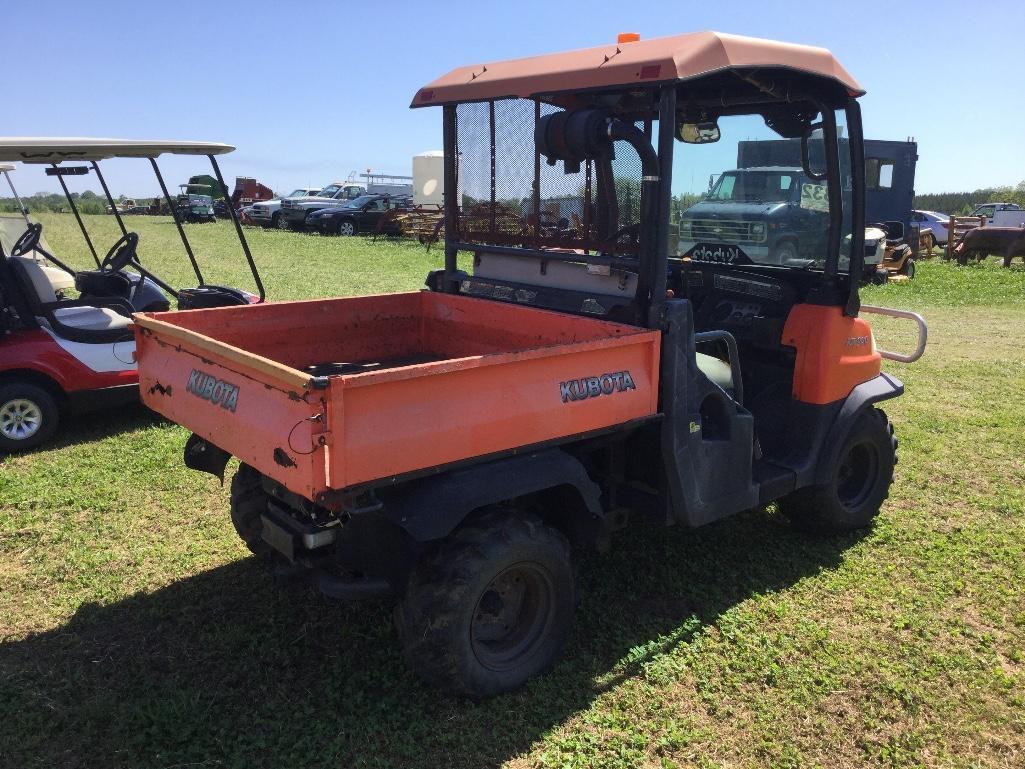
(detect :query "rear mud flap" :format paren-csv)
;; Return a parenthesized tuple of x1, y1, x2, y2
(183, 433, 232, 484)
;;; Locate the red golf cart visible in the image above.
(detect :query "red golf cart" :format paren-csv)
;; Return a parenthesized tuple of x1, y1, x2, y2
(0, 139, 265, 451)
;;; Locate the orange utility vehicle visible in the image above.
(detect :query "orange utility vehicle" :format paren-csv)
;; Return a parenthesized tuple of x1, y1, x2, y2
(135, 31, 926, 697)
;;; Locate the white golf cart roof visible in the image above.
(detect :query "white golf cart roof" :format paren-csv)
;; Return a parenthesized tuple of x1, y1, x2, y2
(0, 138, 235, 163)
(0, 163, 14, 172)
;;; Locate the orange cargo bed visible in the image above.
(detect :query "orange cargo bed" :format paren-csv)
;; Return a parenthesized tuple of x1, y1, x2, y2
(133, 292, 660, 501)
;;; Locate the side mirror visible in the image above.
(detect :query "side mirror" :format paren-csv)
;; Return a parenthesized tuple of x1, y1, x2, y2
(677, 121, 720, 144)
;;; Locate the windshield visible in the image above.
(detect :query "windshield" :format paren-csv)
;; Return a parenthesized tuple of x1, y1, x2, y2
(340, 195, 376, 209)
(706, 170, 799, 203)
(674, 112, 853, 271)
(288, 188, 312, 198)
(316, 184, 342, 197)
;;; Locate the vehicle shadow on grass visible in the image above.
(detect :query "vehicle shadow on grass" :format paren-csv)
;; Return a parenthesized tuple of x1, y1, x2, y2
(0, 510, 865, 769)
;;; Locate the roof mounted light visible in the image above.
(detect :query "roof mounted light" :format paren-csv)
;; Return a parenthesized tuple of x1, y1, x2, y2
(617, 32, 641, 44)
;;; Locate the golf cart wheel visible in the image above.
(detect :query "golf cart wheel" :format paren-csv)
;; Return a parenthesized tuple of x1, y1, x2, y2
(0, 381, 59, 452)
(901, 259, 916, 278)
(396, 509, 575, 699)
(337, 220, 356, 236)
(229, 464, 275, 562)
(780, 407, 896, 533)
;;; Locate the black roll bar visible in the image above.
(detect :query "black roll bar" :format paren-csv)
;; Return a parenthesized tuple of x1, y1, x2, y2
(844, 98, 866, 317)
(149, 157, 205, 286)
(442, 104, 459, 292)
(206, 154, 265, 302)
(91, 161, 128, 238)
(51, 164, 101, 268)
(819, 106, 843, 279)
(650, 86, 676, 329)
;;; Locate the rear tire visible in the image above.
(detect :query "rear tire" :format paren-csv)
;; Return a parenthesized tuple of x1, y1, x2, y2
(229, 464, 275, 561)
(780, 407, 896, 533)
(902, 258, 916, 278)
(337, 220, 356, 236)
(396, 509, 575, 699)
(0, 382, 59, 452)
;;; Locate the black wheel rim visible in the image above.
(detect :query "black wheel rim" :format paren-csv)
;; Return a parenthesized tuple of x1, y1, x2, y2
(836, 442, 879, 509)
(470, 563, 554, 672)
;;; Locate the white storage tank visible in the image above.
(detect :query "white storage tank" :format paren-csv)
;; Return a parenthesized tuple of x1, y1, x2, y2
(413, 151, 444, 206)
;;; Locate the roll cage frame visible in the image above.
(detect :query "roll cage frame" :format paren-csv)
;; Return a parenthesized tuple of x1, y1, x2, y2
(436, 82, 866, 326)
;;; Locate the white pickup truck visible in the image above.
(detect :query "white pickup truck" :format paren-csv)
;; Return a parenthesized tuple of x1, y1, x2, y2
(247, 187, 324, 229)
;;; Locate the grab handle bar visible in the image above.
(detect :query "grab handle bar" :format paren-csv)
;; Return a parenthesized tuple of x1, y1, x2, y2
(860, 305, 928, 363)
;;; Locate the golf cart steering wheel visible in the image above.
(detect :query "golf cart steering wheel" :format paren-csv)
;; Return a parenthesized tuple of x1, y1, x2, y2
(101, 232, 139, 272)
(10, 223, 42, 257)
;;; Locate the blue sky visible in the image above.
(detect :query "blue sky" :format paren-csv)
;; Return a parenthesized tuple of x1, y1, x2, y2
(7, 0, 1024, 198)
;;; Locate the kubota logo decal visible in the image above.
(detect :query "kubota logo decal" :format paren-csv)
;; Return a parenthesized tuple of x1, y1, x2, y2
(186, 369, 240, 412)
(560, 371, 636, 403)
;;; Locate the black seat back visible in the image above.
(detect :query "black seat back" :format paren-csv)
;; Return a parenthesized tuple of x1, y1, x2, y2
(177, 285, 251, 310)
(75, 269, 132, 299)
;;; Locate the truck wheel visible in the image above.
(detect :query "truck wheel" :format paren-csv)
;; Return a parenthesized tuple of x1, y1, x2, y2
(229, 464, 275, 561)
(773, 240, 798, 265)
(271, 212, 283, 229)
(0, 382, 59, 452)
(780, 408, 896, 533)
(396, 510, 575, 698)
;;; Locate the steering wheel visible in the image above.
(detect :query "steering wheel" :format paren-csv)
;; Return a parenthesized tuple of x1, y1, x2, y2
(10, 223, 42, 257)
(101, 232, 139, 271)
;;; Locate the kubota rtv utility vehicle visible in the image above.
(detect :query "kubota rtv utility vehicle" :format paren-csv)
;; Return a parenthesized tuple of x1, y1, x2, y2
(135, 31, 927, 697)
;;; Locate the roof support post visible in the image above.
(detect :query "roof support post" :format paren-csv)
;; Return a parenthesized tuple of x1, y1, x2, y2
(844, 98, 866, 317)
(442, 104, 459, 292)
(91, 161, 128, 238)
(649, 86, 676, 329)
(207, 154, 265, 301)
(149, 157, 205, 286)
(821, 106, 842, 279)
(52, 164, 101, 268)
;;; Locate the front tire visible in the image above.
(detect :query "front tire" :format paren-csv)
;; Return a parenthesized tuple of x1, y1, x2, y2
(773, 239, 799, 265)
(0, 382, 59, 452)
(271, 212, 284, 229)
(902, 258, 916, 278)
(229, 464, 275, 561)
(396, 509, 575, 699)
(780, 408, 896, 533)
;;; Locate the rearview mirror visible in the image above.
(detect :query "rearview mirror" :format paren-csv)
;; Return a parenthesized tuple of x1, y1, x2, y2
(677, 121, 721, 144)
(800, 125, 828, 181)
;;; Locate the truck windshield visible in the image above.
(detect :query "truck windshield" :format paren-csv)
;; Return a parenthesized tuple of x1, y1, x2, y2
(316, 185, 342, 197)
(707, 171, 798, 204)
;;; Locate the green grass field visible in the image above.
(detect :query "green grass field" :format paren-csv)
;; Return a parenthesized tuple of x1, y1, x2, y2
(2, 213, 1024, 768)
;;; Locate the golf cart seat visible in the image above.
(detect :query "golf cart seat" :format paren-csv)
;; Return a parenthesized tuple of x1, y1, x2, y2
(75, 269, 132, 299)
(696, 352, 734, 392)
(7, 255, 133, 343)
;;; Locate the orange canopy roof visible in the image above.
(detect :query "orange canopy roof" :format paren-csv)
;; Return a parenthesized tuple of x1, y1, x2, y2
(412, 31, 864, 107)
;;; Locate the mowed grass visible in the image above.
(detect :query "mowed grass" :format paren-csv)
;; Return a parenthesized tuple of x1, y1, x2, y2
(1, 213, 1024, 768)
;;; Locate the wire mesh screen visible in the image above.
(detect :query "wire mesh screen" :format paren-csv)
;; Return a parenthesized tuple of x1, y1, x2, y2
(455, 99, 643, 255)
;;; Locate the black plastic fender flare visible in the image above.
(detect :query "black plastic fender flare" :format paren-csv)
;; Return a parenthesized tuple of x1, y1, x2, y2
(376, 448, 604, 543)
(813, 372, 904, 486)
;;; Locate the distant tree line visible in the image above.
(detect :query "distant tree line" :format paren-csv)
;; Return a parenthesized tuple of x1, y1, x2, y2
(0, 190, 109, 215)
(914, 181, 1025, 215)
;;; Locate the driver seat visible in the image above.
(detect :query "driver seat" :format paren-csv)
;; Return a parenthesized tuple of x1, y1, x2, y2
(7, 256, 133, 344)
